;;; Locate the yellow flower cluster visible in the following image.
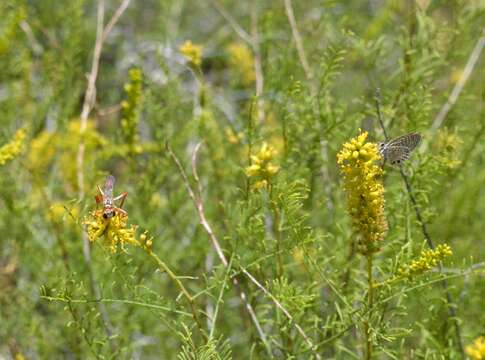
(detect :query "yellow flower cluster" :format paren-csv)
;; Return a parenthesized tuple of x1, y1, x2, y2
(245, 142, 280, 189)
(466, 337, 485, 360)
(226, 42, 255, 86)
(0, 128, 27, 166)
(337, 131, 387, 255)
(84, 210, 151, 253)
(179, 40, 202, 67)
(121, 68, 143, 154)
(397, 244, 453, 280)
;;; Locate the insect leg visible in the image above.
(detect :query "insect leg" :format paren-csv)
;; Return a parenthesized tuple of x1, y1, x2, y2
(115, 207, 128, 216)
(114, 192, 128, 208)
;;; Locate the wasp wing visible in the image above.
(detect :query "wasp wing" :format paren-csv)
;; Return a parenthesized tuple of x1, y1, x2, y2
(103, 175, 116, 198)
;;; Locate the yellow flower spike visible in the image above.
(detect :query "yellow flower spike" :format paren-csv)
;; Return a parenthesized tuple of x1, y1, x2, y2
(0, 127, 27, 166)
(179, 40, 203, 67)
(337, 130, 387, 255)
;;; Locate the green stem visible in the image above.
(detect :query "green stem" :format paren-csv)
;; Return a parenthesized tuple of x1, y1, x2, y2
(365, 255, 374, 360)
(269, 183, 284, 278)
(144, 248, 208, 342)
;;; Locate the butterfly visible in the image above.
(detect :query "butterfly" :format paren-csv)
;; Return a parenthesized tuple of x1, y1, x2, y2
(378, 132, 421, 166)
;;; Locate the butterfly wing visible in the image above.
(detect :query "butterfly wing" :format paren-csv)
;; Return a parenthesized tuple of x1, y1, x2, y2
(383, 145, 411, 165)
(388, 132, 421, 151)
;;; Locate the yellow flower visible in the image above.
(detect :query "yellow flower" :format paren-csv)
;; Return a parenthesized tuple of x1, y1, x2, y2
(397, 244, 453, 280)
(0, 128, 26, 166)
(466, 336, 485, 360)
(84, 210, 143, 253)
(226, 42, 255, 86)
(245, 142, 280, 189)
(337, 131, 387, 254)
(179, 40, 202, 67)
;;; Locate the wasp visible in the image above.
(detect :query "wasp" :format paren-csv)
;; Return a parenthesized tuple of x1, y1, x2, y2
(95, 175, 128, 219)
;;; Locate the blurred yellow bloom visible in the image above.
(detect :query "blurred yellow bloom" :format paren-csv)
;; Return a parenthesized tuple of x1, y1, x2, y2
(397, 244, 452, 280)
(0, 128, 26, 166)
(466, 336, 485, 360)
(28, 130, 57, 171)
(14, 353, 26, 360)
(337, 131, 387, 254)
(226, 42, 255, 86)
(245, 143, 280, 189)
(48, 202, 79, 225)
(450, 68, 463, 84)
(435, 128, 462, 169)
(179, 40, 202, 67)
(84, 211, 142, 253)
(225, 127, 244, 145)
(121, 68, 143, 154)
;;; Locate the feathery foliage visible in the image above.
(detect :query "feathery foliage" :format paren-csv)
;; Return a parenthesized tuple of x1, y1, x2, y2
(1, 1, 484, 359)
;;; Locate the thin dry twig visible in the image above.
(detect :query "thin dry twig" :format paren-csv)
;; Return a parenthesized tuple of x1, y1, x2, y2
(101, 0, 131, 43)
(283, 0, 314, 87)
(20, 21, 43, 55)
(167, 142, 271, 356)
(209, 1, 265, 122)
(251, 1, 265, 123)
(208, 0, 252, 44)
(168, 142, 322, 358)
(77, 0, 132, 203)
(431, 28, 485, 131)
(239, 266, 321, 357)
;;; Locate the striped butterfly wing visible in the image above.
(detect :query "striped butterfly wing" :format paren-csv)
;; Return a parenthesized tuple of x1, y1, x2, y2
(387, 132, 421, 151)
